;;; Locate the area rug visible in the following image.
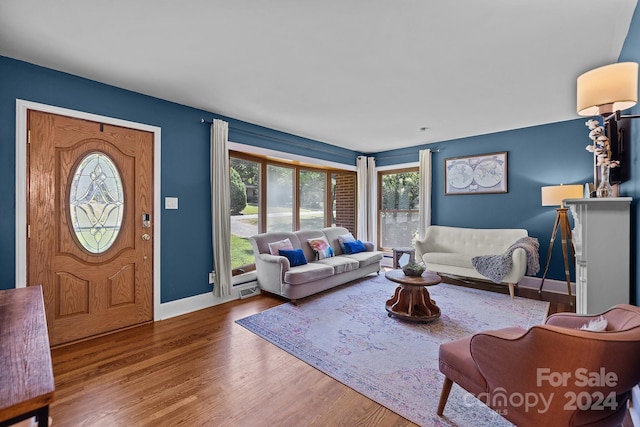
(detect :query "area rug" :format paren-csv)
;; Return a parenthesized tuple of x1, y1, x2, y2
(236, 274, 550, 426)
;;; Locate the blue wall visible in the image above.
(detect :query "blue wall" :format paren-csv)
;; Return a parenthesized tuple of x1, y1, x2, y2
(618, 3, 640, 305)
(3, 3, 640, 304)
(375, 120, 593, 283)
(0, 56, 359, 302)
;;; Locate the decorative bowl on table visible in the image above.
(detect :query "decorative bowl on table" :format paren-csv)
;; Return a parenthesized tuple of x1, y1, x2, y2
(402, 262, 426, 277)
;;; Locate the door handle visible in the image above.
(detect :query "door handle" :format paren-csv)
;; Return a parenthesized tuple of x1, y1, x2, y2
(142, 234, 151, 241)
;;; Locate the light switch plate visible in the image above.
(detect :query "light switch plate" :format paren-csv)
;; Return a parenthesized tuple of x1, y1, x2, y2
(165, 197, 178, 210)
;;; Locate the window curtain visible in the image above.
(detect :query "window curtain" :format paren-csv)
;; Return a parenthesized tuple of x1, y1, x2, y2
(356, 156, 377, 244)
(418, 149, 432, 240)
(210, 119, 232, 297)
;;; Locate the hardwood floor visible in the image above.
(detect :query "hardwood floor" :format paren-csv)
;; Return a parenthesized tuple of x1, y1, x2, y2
(49, 280, 575, 426)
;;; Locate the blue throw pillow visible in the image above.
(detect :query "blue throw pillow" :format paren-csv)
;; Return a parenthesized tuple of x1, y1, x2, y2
(343, 239, 366, 254)
(278, 248, 308, 267)
(337, 232, 356, 252)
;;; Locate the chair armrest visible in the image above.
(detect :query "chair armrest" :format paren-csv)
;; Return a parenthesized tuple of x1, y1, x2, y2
(414, 238, 428, 260)
(506, 247, 527, 279)
(255, 252, 289, 267)
(474, 326, 528, 340)
(545, 312, 602, 329)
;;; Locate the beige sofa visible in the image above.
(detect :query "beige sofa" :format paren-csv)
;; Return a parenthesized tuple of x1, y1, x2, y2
(414, 225, 530, 298)
(249, 226, 383, 302)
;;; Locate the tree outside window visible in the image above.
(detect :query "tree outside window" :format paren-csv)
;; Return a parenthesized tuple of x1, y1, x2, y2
(229, 157, 260, 273)
(299, 170, 326, 230)
(379, 169, 420, 251)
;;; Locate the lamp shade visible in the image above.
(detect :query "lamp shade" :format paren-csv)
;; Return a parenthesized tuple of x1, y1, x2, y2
(577, 62, 638, 116)
(541, 185, 584, 207)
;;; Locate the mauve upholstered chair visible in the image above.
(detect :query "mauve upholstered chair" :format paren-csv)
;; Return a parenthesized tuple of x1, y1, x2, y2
(437, 304, 640, 427)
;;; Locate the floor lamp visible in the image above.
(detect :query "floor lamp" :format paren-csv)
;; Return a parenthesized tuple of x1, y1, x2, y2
(538, 184, 584, 304)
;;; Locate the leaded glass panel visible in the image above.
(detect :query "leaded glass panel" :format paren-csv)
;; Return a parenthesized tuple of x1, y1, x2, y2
(69, 152, 124, 253)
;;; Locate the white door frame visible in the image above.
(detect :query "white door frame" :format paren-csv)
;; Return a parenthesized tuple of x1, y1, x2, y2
(15, 99, 162, 321)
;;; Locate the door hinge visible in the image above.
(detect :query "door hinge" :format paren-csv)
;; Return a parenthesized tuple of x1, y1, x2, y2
(27, 224, 31, 238)
(27, 130, 31, 144)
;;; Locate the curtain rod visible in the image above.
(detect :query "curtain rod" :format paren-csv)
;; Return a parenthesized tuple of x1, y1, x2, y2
(200, 118, 213, 124)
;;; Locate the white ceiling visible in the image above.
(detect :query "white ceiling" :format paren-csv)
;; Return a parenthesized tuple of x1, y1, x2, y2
(0, 0, 637, 153)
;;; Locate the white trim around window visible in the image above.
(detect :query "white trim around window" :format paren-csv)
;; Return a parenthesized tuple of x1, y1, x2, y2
(228, 141, 357, 171)
(376, 161, 419, 172)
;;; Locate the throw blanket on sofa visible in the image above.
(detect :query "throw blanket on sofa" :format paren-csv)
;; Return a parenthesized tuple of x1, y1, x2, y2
(471, 237, 540, 284)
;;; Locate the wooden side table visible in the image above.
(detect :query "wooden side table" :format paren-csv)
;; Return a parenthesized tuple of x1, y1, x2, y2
(392, 247, 416, 269)
(0, 286, 54, 427)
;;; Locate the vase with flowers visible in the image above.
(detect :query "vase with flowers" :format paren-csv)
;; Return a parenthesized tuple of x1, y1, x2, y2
(585, 119, 619, 197)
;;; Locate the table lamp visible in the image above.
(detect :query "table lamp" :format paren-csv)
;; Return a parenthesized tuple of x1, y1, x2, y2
(539, 184, 584, 303)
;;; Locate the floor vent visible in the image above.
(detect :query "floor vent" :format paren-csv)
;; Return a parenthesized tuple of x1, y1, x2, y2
(238, 284, 260, 299)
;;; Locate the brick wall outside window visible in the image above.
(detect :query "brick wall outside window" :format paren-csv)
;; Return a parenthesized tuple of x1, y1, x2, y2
(334, 174, 356, 234)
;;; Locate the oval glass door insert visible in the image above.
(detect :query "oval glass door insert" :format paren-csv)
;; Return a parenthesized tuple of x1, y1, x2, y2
(69, 152, 124, 253)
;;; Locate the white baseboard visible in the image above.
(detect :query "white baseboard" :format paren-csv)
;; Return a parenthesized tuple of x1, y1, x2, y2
(159, 291, 237, 320)
(158, 272, 259, 320)
(518, 276, 576, 295)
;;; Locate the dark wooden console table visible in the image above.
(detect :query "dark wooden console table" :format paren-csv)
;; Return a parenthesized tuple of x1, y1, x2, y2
(0, 286, 54, 427)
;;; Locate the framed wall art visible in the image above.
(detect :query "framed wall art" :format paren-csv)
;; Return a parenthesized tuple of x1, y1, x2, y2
(444, 152, 508, 195)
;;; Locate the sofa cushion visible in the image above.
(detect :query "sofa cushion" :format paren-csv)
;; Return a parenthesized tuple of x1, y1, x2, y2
(316, 256, 359, 274)
(284, 263, 334, 285)
(279, 248, 307, 267)
(344, 251, 384, 268)
(423, 252, 473, 269)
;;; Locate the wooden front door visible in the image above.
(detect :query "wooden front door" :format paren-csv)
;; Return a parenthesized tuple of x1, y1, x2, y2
(27, 110, 153, 347)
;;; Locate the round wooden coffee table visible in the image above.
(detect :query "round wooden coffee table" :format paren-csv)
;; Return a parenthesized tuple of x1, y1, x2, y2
(385, 269, 442, 322)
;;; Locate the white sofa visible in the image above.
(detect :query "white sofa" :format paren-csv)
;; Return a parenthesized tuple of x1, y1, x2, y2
(249, 226, 383, 302)
(414, 225, 529, 298)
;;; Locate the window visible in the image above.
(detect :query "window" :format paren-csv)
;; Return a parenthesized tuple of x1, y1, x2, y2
(229, 151, 356, 275)
(266, 164, 295, 232)
(229, 156, 260, 273)
(300, 169, 326, 230)
(378, 168, 420, 251)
